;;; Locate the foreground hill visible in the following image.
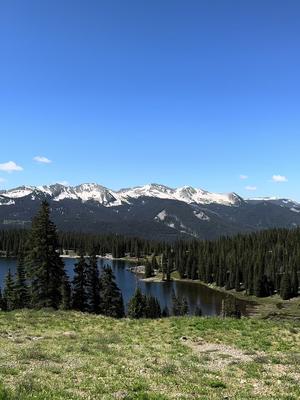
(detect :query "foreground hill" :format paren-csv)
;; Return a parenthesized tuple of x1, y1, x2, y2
(0, 310, 299, 399)
(1, 183, 300, 240)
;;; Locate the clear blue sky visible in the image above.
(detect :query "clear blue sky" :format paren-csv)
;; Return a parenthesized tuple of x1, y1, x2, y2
(1, 1, 300, 200)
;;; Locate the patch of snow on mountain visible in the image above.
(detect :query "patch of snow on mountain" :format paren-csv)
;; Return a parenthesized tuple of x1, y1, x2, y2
(37, 183, 125, 206)
(0, 182, 246, 207)
(174, 186, 234, 205)
(174, 186, 239, 205)
(118, 184, 239, 206)
(194, 211, 210, 221)
(53, 188, 78, 201)
(249, 197, 300, 205)
(0, 198, 15, 206)
(2, 186, 34, 198)
(38, 186, 54, 196)
(74, 184, 119, 205)
(166, 222, 175, 229)
(155, 209, 167, 221)
(290, 207, 300, 213)
(249, 197, 280, 201)
(118, 184, 174, 201)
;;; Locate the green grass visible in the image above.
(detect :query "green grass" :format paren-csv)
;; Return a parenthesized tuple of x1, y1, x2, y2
(0, 310, 299, 399)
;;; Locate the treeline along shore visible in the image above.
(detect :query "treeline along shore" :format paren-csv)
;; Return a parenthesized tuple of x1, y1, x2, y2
(0, 201, 299, 310)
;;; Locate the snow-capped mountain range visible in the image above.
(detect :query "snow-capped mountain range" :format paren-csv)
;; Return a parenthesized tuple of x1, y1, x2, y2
(0, 183, 243, 207)
(0, 183, 300, 240)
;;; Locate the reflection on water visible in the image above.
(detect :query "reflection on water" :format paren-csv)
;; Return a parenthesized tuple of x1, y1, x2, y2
(0, 257, 251, 316)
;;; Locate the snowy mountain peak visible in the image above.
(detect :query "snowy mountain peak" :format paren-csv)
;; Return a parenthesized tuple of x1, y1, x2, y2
(115, 184, 241, 206)
(247, 196, 300, 213)
(74, 183, 121, 205)
(1, 186, 35, 199)
(117, 183, 174, 201)
(1, 182, 244, 207)
(228, 192, 244, 204)
(75, 183, 104, 191)
(173, 187, 241, 206)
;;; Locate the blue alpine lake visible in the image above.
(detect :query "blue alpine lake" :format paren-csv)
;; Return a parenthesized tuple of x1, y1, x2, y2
(0, 257, 252, 316)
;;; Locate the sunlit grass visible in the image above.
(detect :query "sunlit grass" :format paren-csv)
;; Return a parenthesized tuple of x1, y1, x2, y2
(0, 310, 299, 399)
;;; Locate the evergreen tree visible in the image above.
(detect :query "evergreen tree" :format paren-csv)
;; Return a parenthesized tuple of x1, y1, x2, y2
(0, 288, 3, 310)
(151, 255, 158, 272)
(253, 269, 264, 297)
(171, 290, 189, 316)
(60, 274, 72, 310)
(161, 253, 168, 280)
(3, 269, 15, 311)
(166, 254, 172, 281)
(127, 290, 161, 319)
(86, 252, 100, 313)
(247, 264, 254, 295)
(145, 295, 161, 318)
(127, 287, 146, 319)
(234, 267, 241, 291)
(144, 260, 154, 278)
(194, 305, 202, 316)
(162, 305, 169, 317)
(72, 254, 88, 311)
(26, 201, 65, 308)
(1, 223, 300, 304)
(135, 241, 140, 259)
(280, 272, 292, 300)
(99, 266, 124, 318)
(171, 289, 181, 316)
(221, 297, 241, 318)
(176, 250, 186, 279)
(180, 297, 189, 316)
(291, 266, 299, 297)
(14, 253, 29, 309)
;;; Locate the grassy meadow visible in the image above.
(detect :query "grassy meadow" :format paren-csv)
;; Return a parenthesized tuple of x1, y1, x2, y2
(0, 310, 299, 399)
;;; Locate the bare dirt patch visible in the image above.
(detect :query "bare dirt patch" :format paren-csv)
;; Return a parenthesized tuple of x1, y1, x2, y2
(181, 337, 256, 370)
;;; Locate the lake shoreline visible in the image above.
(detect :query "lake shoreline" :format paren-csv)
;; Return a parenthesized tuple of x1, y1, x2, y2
(61, 255, 143, 263)
(141, 273, 259, 315)
(0, 257, 240, 317)
(2, 255, 299, 320)
(141, 273, 300, 320)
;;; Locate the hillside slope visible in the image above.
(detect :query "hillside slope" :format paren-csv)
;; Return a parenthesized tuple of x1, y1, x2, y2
(1, 183, 300, 240)
(0, 310, 299, 399)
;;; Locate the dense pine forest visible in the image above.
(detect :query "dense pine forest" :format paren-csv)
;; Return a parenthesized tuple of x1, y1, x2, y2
(173, 229, 299, 300)
(0, 202, 164, 318)
(0, 202, 299, 309)
(0, 226, 164, 260)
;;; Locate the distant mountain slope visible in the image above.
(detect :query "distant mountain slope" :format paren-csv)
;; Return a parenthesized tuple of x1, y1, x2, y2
(0, 183, 300, 240)
(0, 183, 242, 207)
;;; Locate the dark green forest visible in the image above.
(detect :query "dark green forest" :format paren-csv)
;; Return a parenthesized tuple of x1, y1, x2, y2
(0, 204, 299, 303)
(0, 202, 163, 318)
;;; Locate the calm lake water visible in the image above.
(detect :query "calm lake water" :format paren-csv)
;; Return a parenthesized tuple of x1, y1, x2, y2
(0, 257, 251, 316)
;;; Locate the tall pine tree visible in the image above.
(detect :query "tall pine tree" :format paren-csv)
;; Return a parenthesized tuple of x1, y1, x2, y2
(144, 260, 154, 278)
(14, 253, 29, 309)
(99, 266, 124, 318)
(26, 201, 65, 308)
(86, 252, 100, 313)
(3, 269, 15, 311)
(280, 272, 292, 300)
(291, 265, 299, 298)
(72, 253, 88, 311)
(127, 287, 146, 319)
(60, 274, 72, 310)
